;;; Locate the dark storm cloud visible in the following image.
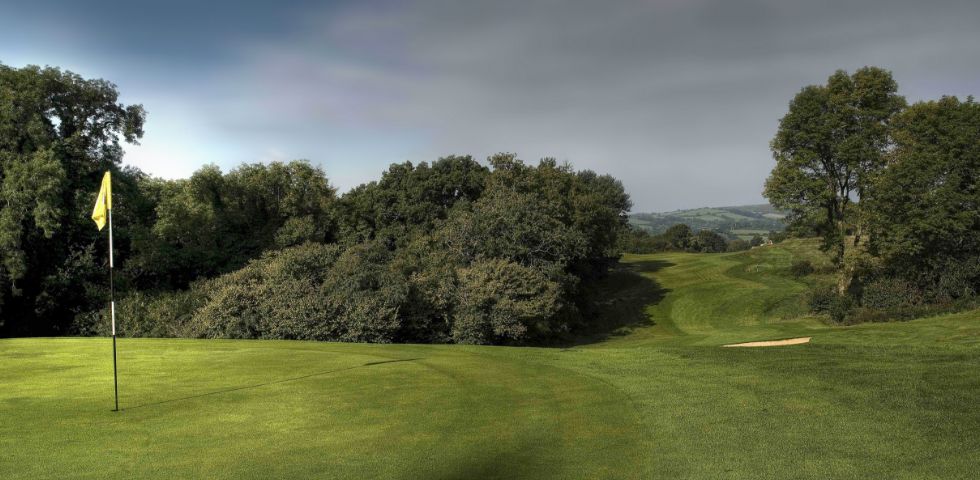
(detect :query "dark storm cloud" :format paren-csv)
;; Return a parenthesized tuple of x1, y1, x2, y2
(2, 0, 979, 210)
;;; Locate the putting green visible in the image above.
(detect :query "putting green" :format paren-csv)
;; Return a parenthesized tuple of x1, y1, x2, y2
(3, 239, 979, 478)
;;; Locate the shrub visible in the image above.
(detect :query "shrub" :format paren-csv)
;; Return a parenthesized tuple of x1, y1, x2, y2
(813, 263, 838, 275)
(122, 289, 202, 337)
(390, 240, 459, 343)
(71, 289, 203, 338)
(727, 239, 750, 252)
(789, 260, 814, 278)
(451, 259, 560, 344)
(768, 231, 788, 243)
(924, 257, 980, 303)
(70, 310, 105, 337)
(828, 294, 854, 324)
(861, 277, 921, 309)
(810, 284, 858, 323)
(808, 285, 836, 313)
(316, 242, 408, 342)
(189, 241, 409, 343)
(189, 242, 348, 340)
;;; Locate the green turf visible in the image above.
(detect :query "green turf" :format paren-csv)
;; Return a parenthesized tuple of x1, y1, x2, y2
(3, 239, 979, 478)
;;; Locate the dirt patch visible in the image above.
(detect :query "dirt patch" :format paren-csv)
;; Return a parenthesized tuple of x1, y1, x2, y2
(722, 337, 811, 348)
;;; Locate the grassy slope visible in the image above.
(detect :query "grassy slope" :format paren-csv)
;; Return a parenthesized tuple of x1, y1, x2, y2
(2, 239, 979, 479)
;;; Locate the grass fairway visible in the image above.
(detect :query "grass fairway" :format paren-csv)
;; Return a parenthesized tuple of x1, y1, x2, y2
(3, 240, 979, 478)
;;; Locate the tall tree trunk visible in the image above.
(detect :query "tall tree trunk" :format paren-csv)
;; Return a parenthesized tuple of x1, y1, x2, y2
(833, 203, 850, 294)
(836, 264, 854, 295)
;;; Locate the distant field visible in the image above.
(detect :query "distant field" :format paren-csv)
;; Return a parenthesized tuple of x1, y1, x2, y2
(3, 239, 978, 479)
(630, 203, 786, 236)
(731, 228, 771, 240)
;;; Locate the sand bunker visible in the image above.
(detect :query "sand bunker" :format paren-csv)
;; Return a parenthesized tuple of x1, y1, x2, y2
(723, 337, 811, 348)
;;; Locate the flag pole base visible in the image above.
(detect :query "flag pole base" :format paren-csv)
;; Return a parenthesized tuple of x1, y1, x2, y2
(112, 334, 119, 412)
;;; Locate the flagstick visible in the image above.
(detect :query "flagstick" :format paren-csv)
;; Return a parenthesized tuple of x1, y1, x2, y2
(109, 207, 119, 412)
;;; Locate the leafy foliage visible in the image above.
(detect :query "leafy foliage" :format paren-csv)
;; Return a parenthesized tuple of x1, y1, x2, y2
(865, 96, 980, 299)
(620, 224, 744, 254)
(860, 277, 921, 310)
(451, 259, 561, 344)
(691, 230, 729, 253)
(332, 155, 488, 249)
(764, 67, 905, 268)
(726, 239, 750, 252)
(185, 242, 409, 343)
(0, 63, 145, 334)
(87, 154, 632, 345)
(662, 224, 693, 250)
(789, 260, 814, 278)
(128, 160, 336, 290)
(765, 73, 979, 323)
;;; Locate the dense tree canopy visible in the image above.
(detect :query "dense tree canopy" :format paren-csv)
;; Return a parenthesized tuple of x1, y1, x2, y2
(764, 67, 906, 269)
(618, 223, 741, 254)
(866, 96, 980, 298)
(332, 156, 488, 248)
(692, 230, 729, 253)
(0, 64, 145, 334)
(103, 154, 634, 345)
(763, 67, 978, 321)
(127, 161, 336, 290)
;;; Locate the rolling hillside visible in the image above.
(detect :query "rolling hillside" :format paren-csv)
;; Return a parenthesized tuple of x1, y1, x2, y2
(630, 203, 786, 239)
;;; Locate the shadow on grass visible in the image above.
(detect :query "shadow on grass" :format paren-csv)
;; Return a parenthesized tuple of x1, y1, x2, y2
(423, 444, 548, 480)
(625, 259, 676, 273)
(558, 259, 674, 347)
(121, 358, 421, 411)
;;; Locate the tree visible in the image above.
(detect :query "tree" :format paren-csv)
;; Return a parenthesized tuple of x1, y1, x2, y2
(662, 224, 693, 250)
(692, 230, 728, 253)
(486, 154, 631, 273)
(129, 160, 336, 289)
(430, 155, 631, 342)
(866, 96, 980, 298)
(332, 156, 489, 248)
(764, 67, 905, 291)
(618, 227, 668, 254)
(0, 64, 145, 334)
(727, 238, 751, 252)
(439, 186, 588, 272)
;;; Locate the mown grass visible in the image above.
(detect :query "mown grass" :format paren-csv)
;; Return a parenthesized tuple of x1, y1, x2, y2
(2, 239, 978, 478)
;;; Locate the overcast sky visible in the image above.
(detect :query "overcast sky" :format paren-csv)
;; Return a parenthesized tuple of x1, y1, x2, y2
(2, 0, 979, 211)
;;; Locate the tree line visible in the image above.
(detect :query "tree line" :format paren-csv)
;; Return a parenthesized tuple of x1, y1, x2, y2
(3, 63, 976, 337)
(0, 64, 632, 344)
(764, 67, 979, 321)
(618, 223, 773, 254)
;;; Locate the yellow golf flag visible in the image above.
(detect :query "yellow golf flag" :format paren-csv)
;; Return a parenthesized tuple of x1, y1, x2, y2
(91, 171, 112, 230)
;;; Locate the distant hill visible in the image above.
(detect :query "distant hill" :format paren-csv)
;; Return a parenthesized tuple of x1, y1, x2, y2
(629, 204, 786, 240)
